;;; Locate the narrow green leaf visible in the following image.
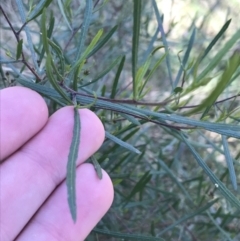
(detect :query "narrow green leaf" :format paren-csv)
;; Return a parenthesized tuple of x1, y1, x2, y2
(90, 155, 102, 179)
(16, 0, 39, 70)
(189, 49, 240, 115)
(132, 0, 142, 99)
(16, 39, 23, 60)
(143, 52, 166, 84)
(87, 25, 118, 58)
(120, 113, 141, 126)
(110, 55, 125, 99)
(47, 11, 55, 38)
(196, 28, 240, 82)
(105, 131, 141, 154)
(174, 28, 196, 88)
(80, 56, 122, 88)
(199, 19, 231, 62)
(75, 0, 93, 61)
(27, 0, 53, 22)
(93, 228, 164, 241)
(222, 135, 237, 190)
(135, 55, 152, 99)
(48, 39, 65, 76)
(45, 54, 72, 104)
(66, 107, 81, 222)
(152, 0, 173, 89)
(57, 0, 72, 31)
(158, 159, 193, 202)
(181, 132, 240, 210)
(41, 8, 49, 54)
(71, 29, 103, 71)
(158, 199, 219, 235)
(125, 171, 152, 203)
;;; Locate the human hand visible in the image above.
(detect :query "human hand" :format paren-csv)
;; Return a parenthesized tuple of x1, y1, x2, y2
(0, 87, 114, 241)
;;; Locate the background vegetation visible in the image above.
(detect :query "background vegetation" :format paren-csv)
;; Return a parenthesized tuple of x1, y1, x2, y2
(1, 0, 240, 240)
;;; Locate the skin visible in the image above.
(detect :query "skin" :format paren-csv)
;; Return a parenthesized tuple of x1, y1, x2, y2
(0, 86, 114, 241)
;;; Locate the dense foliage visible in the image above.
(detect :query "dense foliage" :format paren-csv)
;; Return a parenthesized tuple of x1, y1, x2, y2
(1, 1, 240, 240)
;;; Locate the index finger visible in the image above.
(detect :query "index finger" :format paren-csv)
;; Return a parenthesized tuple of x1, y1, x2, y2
(0, 86, 48, 160)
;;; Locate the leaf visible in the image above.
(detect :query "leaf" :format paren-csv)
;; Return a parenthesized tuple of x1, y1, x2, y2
(132, 0, 142, 99)
(66, 107, 81, 222)
(158, 199, 219, 235)
(71, 29, 103, 72)
(180, 132, 240, 210)
(57, 0, 72, 31)
(27, 0, 53, 22)
(80, 56, 122, 88)
(41, 8, 49, 54)
(125, 171, 152, 204)
(199, 19, 232, 63)
(74, 0, 93, 61)
(93, 228, 164, 241)
(152, 0, 173, 88)
(110, 55, 125, 99)
(90, 155, 102, 179)
(87, 25, 118, 58)
(16, 0, 39, 70)
(174, 28, 196, 88)
(16, 39, 23, 60)
(105, 131, 141, 154)
(45, 54, 72, 104)
(196, 28, 240, 82)
(222, 135, 237, 190)
(188, 49, 240, 116)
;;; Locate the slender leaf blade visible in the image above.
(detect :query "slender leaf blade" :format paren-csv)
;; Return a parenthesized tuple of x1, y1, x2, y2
(132, 0, 142, 99)
(222, 135, 237, 190)
(16, 39, 23, 60)
(66, 107, 81, 222)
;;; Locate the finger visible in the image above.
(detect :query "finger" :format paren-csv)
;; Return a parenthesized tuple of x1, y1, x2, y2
(0, 107, 105, 241)
(16, 163, 114, 241)
(0, 86, 48, 160)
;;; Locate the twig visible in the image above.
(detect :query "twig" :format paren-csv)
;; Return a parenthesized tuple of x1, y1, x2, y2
(0, 5, 41, 81)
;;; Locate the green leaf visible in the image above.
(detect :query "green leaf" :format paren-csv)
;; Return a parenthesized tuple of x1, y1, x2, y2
(222, 135, 237, 190)
(174, 87, 183, 94)
(199, 19, 232, 63)
(196, 28, 240, 82)
(188, 49, 240, 115)
(125, 171, 152, 204)
(41, 8, 49, 54)
(16, 39, 23, 60)
(105, 131, 141, 154)
(87, 25, 118, 58)
(174, 28, 196, 88)
(66, 107, 81, 222)
(45, 54, 72, 104)
(152, 0, 173, 88)
(27, 0, 53, 22)
(181, 132, 240, 210)
(93, 228, 164, 241)
(80, 56, 122, 88)
(71, 29, 103, 72)
(57, 0, 72, 31)
(110, 55, 125, 99)
(90, 155, 102, 179)
(132, 0, 142, 99)
(158, 199, 219, 235)
(48, 39, 65, 76)
(74, 0, 93, 61)
(135, 55, 152, 99)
